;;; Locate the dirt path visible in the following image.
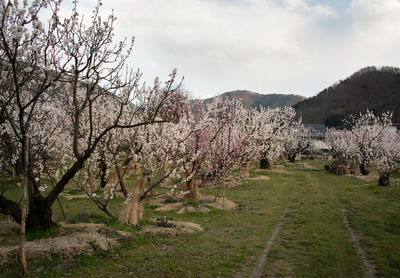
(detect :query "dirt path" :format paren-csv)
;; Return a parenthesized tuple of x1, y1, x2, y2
(340, 209, 376, 278)
(249, 206, 289, 278)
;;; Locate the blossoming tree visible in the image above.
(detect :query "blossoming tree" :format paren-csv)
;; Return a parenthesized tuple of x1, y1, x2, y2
(254, 106, 296, 168)
(326, 110, 400, 185)
(0, 0, 184, 230)
(372, 128, 400, 185)
(347, 110, 393, 175)
(283, 121, 313, 162)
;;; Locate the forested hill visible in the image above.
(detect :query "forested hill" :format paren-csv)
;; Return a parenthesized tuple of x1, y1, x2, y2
(294, 66, 400, 125)
(201, 90, 306, 109)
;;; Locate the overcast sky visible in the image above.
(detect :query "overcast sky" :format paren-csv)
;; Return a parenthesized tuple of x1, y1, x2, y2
(62, 0, 400, 98)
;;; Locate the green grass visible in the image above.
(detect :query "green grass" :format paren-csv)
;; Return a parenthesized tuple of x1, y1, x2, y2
(1, 160, 400, 277)
(25, 223, 60, 241)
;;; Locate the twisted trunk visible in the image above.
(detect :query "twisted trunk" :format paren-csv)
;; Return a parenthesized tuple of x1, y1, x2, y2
(119, 176, 147, 226)
(186, 176, 201, 201)
(26, 196, 54, 230)
(0, 153, 89, 231)
(0, 189, 54, 231)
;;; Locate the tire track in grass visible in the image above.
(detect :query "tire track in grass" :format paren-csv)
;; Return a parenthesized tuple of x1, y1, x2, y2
(250, 206, 289, 278)
(340, 208, 376, 278)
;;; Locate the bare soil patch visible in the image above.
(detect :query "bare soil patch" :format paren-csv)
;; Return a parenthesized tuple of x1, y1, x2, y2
(176, 206, 211, 214)
(153, 196, 238, 213)
(300, 162, 314, 169)
(269, 169, 290, 174)
(139, 220, 204, 236)
(201, 196, 238, 210)
(350, 174, 379, 182)
(208, 197, 238, 210)
(155, 202, 184, 212)
(245, 176, 271, 181)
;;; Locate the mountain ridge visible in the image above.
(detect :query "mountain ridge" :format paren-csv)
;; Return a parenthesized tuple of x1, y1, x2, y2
(197, 66, 400, 126)
(201, 90, 306, 109)
(294, 66, 400, 124)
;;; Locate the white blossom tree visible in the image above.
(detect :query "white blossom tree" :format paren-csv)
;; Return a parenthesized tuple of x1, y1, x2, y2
(325, 128, 358, 162)
(283, 122, 313, 162)
(253, 106, 296, 168)
(326, 110, 400, 185)
(346, 110, 393, 175)
(372, 128, 400, 185)
(119, 114, 192, 225)
(0, 0, 184, 230)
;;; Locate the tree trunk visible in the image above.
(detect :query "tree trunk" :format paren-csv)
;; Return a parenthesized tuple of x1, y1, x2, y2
(20, 135, 29, 274)
(0, 191, 54, 231)
(378, 173, 390, 186)
(0, 195, 22, 224)
(186, 176, 201, 201)
(119, 176, 147, 226)
(260, 158, 271, 169)
(26, 197, 54, 230)
(360, 163, 369, 175)
(240, 162, 250, 178)
(115, 165, 128, 198)
(289, 154, 296, 163)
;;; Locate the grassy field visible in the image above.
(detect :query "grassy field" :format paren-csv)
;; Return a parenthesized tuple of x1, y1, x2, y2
(1, 160, 400, 277)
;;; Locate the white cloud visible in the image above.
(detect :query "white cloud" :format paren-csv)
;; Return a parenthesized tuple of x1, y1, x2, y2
(282, 0, 337, 17)
(101, 0, 317, 97)
(349, 0, 400, 43)
(51, 0, 400, 98)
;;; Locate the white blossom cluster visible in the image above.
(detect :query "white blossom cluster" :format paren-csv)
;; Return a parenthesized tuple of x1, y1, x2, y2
(282, 121, 313, 161)
(325, 110, 400, 182)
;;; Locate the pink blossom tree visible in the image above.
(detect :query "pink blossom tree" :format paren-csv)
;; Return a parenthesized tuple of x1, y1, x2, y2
(205, 99, 256, 183)
(174, 98, 242, 201)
